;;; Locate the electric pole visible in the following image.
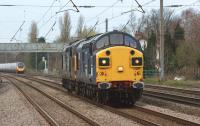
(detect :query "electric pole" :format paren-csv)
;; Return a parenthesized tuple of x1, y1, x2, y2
(160, 0, 164, 80)
(105, 18, 108, 32)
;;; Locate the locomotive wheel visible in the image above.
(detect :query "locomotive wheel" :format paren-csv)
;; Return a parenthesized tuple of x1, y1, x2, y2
(68, 81, 72, 93)
(96, 90, 103, 103)
(82, 83, 86, 97)
(75, 83, 79, 95)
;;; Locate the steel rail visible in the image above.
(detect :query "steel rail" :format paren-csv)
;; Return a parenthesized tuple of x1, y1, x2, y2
(143, 90, 200, 107)
(5, 77, 59, 126)
(134, 106, 200, 126)
(15, 75, 200, 126)
(15, 75, 159, 126)
(145, 84, 200, 95)
(25, 75, 200, 107)
(7, 75, 100, 126)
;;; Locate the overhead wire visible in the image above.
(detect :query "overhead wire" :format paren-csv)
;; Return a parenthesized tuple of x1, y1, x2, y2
(134, 0, 145, 13)
(45, 21, 56, 37)
(69, 0, 79, 12)
(42, 0, 79, 39)
(37, 0, 57, 24)
(85, 20, 99, 37)
(39, 0, 79, 29)
(57, 0, 70, 12)
(95, 0, 156, 28)
(86, 0, 121, 23)
(121, 0, 156, 15)
(10, 20, 25, 41)
(1, 3, 200, 8)
(121, 20, 130, 31)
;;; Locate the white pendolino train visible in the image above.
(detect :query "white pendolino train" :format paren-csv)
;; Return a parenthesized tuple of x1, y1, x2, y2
(0, 62, 25, 74)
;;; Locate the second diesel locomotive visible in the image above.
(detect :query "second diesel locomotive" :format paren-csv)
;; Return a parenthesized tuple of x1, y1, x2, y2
(62, 30, 144, 104)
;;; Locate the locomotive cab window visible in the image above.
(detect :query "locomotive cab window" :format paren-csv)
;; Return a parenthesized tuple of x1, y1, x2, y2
(18, 63, 24, 68)
(96, 36, 109, 49)
(125, 35, 137, 48)
(110, 34, 123, 45)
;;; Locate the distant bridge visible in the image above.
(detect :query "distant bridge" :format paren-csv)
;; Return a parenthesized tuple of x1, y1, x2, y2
(0, 43, 65, 52)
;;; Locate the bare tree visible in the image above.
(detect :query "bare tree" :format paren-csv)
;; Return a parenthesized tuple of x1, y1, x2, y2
(129, 12, 137, 33)
(177, 9, 200, 68)
(28, 21, 38, 43)
(76, 15, 85, 39)
(59, 12, 71, 43)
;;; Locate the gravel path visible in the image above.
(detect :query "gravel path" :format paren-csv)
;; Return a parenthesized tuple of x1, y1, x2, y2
(19, 77, 142, 126)
(0, 79, 49, 126)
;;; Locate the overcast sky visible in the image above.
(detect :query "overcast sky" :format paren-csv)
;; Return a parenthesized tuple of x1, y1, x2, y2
(0, 0, 199, 43)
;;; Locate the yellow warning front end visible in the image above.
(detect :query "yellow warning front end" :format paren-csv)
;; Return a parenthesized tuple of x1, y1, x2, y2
(96, 46, 143, 84)
(16, 67, 25, 74)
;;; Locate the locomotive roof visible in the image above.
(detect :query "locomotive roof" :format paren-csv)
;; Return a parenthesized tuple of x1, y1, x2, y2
(63, 30, 140, 51)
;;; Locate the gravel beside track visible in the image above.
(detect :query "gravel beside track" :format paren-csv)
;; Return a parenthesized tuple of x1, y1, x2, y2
(143, 89, 200, 107)
(13, 76, 143, 126)
(0, 78, 49, 126)
(6, 77, 92, 126)
(140, 95, 200, 117)
(12, 74, 200, 126)
(136, 103, 200, 125)
(145, 84, 200, 94)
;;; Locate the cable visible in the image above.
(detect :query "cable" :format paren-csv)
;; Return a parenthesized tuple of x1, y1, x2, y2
(39, 0, 70, 30)
(122, 0, 156, 15)
(142, 0, 156, 6)
(37, 0, 57, 24)
(40, 0, 79, 29)
(95, 0, 156, 29)
(57, 0, 70, 12)
(1, 4, 200, 8)
(134, 0, 145, 13)
(86, 0, 121, 23)
(85, 20, 99, 37)
(10, 20, 25, 41)
(45, 21, 56, 37)
(121, 20, 130, 31)
(69, 0, 79, 12)
(56, 9, 79, 14)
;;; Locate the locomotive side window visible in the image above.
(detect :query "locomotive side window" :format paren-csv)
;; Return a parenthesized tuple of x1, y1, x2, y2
(110, 34, 123, 45)
(125, 35, 137, 48)
(96, 36, 109, 49)
(76, 53, 80, 70)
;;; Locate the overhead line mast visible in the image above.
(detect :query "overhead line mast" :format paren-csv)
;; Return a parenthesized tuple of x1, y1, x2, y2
(160, 0, 164, 80)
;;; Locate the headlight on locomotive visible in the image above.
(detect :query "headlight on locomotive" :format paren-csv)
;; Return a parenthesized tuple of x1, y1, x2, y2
(131, 57, 143, 67)
(99, 57, 110, 67)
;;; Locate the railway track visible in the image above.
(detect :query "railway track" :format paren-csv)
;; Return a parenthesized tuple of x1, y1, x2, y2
(7, 74, 200, 126)
(143, 89, 200, 107)
(26, 74, 200, 107)
(5, 76, 100, 126)
(6, 77, 59, 126)
(145, 84, 200, 95)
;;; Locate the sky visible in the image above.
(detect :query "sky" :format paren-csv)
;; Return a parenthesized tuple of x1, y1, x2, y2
(0, 0, 199, 43)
